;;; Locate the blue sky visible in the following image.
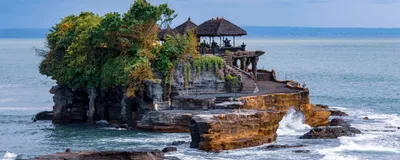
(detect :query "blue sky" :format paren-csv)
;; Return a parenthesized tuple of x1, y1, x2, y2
(1, 0, 400, 28)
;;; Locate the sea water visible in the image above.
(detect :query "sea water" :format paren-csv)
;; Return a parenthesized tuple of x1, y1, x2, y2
(0, 38, 399, 160)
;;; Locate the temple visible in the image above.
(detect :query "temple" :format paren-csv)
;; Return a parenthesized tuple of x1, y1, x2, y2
(158, 17, 265, 94)
(49, 17, 330, 152)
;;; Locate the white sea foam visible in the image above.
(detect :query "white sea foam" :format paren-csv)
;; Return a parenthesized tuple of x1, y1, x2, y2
(2, 151, 17, 160)
(321, 154, 361, 160)
(277, 107, 311, 136)
(318, 106, 400, 160)
(320, 134, 399, 153)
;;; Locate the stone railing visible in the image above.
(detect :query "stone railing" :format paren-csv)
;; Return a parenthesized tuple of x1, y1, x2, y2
(257, 69, 306, 91)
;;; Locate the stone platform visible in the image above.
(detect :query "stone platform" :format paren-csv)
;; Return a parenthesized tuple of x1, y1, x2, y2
(134, 77, 331, 152)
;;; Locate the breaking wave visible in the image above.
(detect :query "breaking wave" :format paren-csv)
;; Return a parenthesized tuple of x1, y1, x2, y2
(318, 106, 400, 160)
(277, 107, 311, 136)
(2, 151, 18, 160)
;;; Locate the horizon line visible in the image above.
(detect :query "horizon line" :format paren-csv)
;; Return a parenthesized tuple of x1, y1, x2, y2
(3, 26, 400, 30)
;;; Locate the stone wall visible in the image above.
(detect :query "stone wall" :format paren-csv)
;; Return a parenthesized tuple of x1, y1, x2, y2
(189, 110, 285, 152)
(171, 62, 225, 97)
(256, 69, 274, 81)
(51, 80, 164, 125)
(239, 91, 330, 127)
(171, 97, 215, 110)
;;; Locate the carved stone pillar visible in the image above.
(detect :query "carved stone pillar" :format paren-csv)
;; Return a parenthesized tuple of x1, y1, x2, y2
(245, 59, 251, 72)
(251, 57, 259, 82)
(240, 58, 247, 70)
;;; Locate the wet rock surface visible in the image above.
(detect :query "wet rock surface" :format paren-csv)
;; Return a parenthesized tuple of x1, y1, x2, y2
(137, 110, 198, 132)
(32, 111, 53, 121)
(329, 109, 348, 116)
(189, 109, 285, 152)
(328, 118, 350, 127)
(307, 105, 331, 127)
(165, 156, 181, 160)
(263, 144, 307, 150)
(300, 126, 362, 139)
(171, 141, 186, 146)
(162, 147, 177, 153)
(33, 149, 164, 160)
(315, 104, 329, 109)
(293, 150, 311, 153)
(240, 92, 330, 127)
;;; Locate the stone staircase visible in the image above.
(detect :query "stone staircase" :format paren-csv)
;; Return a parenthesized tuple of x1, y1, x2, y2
(225, 64, 257, 94)
(156, 101, 170, 111)
(214, 96, 233, 104)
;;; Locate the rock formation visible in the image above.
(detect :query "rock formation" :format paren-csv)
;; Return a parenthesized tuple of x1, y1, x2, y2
(189, 110, 285, 152)
(137, 110, 197, 132)
(162, 147, 177, 153)
(300, 126, 362, 139)
(50, 80, 164, 125)
(240, 92, 331, 127)
(300, 118, 361, 139)
(329, 109, 348, 116)
(32, 111, 53, 121)
(263, 144, 307, 151)
(33, 149, 164, 160)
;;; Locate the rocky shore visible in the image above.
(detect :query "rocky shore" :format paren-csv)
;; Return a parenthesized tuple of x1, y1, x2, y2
(33, 149, 165, 160)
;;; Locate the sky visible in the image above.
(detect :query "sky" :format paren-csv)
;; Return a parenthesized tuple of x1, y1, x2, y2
(1, 0, 400, 29)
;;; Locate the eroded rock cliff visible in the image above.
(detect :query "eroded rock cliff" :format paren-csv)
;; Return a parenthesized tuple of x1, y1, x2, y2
(239, 91, 330, 127)
(189, 110, 285, 152)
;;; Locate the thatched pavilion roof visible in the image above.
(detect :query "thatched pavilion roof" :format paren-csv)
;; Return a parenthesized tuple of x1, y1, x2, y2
(197, 17, 247, 37)
(157, 26, 173, 41)
(173, 18, 197, 35)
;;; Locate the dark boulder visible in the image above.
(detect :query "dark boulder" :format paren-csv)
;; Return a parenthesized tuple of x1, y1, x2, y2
(264, 144, 307, 151)
(165, 156, 181, 160)
(34, 149, 164, 160)
(32, 111, 53, 121)
(293, 150, 311, 153)
(329, 109, 348, 116)
(328, 118, 350, 127)
(315, 104, 329, 109)
(300, 126, 362, 139)
(171, 141, 186, 146)
(162, 147, 177, 153)
(363, 117, 369, 120)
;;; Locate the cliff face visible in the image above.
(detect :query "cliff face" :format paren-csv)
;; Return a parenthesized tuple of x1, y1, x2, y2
(51, 80, 164, 124)
(239, 91, 330, 127)
(189, 110, 285, 152)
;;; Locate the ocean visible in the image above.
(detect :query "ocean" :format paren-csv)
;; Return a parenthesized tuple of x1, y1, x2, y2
(0, 38, 399, 160)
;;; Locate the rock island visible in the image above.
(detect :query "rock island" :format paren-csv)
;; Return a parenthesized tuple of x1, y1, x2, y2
(36, 0, 331, 155)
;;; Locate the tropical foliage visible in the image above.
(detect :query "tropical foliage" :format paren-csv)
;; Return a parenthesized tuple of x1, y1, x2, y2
(39, 0, 177, 96)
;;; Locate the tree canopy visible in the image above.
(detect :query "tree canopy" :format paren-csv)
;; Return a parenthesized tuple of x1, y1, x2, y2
(39, 0, 195, 96)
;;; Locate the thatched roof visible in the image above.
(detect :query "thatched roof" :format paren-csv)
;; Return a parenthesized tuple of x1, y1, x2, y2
(157, 26, 173, 41)
(197, 17, 247, 37)
(173, 18, 197, 35)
